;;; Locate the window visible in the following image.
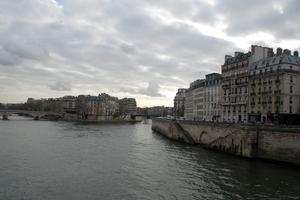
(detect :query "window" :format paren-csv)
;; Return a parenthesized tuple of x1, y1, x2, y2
(290, 96, 293, 104)
(290, 107, 292, 114)
(290, 66, 293, 70)
(290, 86, 293, 93)
(290, 76, 293, 83)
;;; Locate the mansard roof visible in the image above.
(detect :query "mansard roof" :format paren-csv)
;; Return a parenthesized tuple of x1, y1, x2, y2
(224, 52, 251, 65)
(252, 54, 300, 70)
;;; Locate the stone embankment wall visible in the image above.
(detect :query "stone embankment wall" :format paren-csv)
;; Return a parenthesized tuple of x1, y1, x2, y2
(152, 119, 300, 165)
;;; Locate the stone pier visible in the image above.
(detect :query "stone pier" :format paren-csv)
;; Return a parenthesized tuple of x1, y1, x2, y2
(152, 119, 300, 166)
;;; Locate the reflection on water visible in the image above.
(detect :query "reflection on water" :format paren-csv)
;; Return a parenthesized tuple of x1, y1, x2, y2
(0, 115, 299, 199)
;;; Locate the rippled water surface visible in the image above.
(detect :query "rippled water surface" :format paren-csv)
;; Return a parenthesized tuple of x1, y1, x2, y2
(0, 115, 299, 199)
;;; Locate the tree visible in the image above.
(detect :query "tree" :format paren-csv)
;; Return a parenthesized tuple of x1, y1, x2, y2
(0, 103, 5, 109)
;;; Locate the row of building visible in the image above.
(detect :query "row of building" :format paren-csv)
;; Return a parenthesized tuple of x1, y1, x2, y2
(174, 45, 300, 125)
(21, 93, 137, 119)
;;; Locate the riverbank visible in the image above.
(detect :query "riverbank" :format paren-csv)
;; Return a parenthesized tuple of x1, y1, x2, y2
(152, 118, 300, 166)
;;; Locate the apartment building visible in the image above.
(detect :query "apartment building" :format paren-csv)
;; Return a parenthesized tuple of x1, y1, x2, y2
(249, 49, 300, 124)
(119, 98, 137, 115)
(221, 45, 273, 122)
(182, 73, 221, 121)
(203, 73, 222, 121)
(184, 79, 205, 120)
(174, 88, 187, 118)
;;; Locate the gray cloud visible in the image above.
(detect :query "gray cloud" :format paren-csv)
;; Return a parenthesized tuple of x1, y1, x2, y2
(0, 0, 299, 106)
(120, 43, 137, 55)
(48, 77, 72, 91)
(139, 81, 166, 97)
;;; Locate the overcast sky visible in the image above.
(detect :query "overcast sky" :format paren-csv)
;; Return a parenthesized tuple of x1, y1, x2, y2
(1, 0, 299, 107)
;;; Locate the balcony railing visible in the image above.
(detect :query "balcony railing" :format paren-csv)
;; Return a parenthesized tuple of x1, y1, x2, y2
(274, 90, 281, 94)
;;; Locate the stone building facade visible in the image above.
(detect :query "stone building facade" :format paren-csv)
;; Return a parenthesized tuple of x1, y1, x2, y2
(249, 49, 300, 124)
(174, 88, 187, 118)
(203, 73, 222, 121)
(221, 45, 274, 122)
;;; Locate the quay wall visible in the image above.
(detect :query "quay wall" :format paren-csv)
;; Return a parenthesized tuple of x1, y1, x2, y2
(152, 119, 300, 165)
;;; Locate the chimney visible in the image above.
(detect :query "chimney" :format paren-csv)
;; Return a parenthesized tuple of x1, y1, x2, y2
(267, 48, 274, 58)
(294, 51, 299, 57)
(234, 51, 242, 57)
(276, 47, 282, 56)
(283, 49, 291, 55)
(225, 55, 232, 62)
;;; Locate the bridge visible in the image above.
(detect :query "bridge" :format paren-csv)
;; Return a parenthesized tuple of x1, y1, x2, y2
(0, 109, 64, 120)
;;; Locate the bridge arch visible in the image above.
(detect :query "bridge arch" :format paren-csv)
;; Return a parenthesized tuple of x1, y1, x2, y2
(0, 110, 63, 120)
(199, 131, 210, 144)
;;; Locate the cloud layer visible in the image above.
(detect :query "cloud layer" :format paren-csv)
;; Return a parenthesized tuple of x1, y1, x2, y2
(0, 0, 299, 106)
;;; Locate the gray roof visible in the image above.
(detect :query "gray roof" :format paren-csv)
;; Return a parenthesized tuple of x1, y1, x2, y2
(224, 52, 251, 65)
(252, 54, 300, 70)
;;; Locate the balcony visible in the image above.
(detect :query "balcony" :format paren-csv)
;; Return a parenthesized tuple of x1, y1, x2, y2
(258, 101, 262, 104)
(268, 101, 272, 104)
(268, 81, 272, 84)
(251, 83, 256, 86)
(250, 102, 255, 105)
(274, 90, 281, 94)
(250, 92, 256, 96)
(263, 81, 267, 85)
(258, 82, 262, 85)
(275, 79, 280, 84)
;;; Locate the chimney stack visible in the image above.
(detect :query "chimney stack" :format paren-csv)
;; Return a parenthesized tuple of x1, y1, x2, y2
(267, 48, 274, 58)
(283, 49, 291, 55)
(276, 47, 282, 56)
(225, 55, 232, 62)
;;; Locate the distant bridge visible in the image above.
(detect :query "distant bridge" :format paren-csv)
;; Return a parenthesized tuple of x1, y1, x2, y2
(0, 109, 64, 120)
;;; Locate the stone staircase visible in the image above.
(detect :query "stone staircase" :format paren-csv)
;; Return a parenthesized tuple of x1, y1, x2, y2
(173, 121, 197, 144)
(205, 129, 239, 148)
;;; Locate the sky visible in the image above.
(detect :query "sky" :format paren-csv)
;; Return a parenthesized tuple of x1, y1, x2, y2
(0, 0, 300, 107)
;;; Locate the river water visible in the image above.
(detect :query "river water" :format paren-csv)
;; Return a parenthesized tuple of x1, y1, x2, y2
(0, 115, 299, 200)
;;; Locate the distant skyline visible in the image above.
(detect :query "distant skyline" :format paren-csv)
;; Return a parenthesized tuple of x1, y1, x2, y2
(1, 0, 299, 107)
